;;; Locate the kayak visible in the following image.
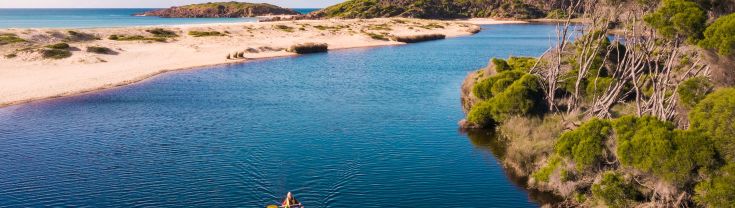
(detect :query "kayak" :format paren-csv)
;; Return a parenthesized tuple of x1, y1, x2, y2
(267, 192, 303, 208)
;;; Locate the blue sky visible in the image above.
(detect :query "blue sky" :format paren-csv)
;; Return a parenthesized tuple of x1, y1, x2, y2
(0, 0, 346, 8)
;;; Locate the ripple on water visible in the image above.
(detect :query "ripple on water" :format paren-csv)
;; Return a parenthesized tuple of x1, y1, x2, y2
(0, 24, 563, 207)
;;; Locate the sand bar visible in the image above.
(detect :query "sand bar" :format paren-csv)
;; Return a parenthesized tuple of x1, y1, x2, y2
(0, 18, 492, 107)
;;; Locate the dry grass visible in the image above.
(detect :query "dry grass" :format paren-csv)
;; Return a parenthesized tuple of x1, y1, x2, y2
(66, 30, 100, 41)
(286, 42, 328, 54)
(393, 34, 445, 43)
(499, 115, 568, 176)
(0, 33, 25, 45)
(274, 25, 294, 32)
(188, 31, 226, 37)
(86, 46, 115, 54)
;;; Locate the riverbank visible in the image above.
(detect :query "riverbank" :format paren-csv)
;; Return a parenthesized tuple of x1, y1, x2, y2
(0, 18, 504, 108)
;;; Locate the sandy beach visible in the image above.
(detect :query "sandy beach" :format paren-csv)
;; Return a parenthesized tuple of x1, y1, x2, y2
(0, 18, 517, 107)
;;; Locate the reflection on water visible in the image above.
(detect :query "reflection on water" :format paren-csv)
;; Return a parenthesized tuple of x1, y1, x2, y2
(462, 128, 564, 206)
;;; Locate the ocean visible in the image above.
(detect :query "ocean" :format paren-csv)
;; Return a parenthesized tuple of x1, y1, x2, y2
(0, 8, 320, 29)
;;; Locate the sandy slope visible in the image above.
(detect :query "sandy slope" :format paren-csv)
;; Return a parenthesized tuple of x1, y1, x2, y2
(0, 18, 516, 107)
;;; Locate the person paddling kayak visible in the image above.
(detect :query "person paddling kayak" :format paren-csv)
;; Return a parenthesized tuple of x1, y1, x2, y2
(281, 192, 302, 208)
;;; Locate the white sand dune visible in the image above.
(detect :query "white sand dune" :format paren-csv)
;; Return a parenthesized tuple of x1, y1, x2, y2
(0, 18, 516, 107)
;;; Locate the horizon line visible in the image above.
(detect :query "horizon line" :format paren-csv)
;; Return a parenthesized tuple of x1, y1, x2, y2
(0, 7, 323, 9)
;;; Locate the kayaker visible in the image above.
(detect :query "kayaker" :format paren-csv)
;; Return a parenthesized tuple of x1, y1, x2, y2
(281, 192, 302, 208)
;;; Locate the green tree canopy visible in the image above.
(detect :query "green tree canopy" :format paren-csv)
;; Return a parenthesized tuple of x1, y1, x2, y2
(689, 88, 735, 163)
(677, 77, 713, 108)
(644, 0, 707, 43)
(699, 13, 735, 56)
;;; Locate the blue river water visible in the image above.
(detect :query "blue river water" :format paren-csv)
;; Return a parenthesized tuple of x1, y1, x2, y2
(0, 24, 559, 207)
(0, 8, 320, 29)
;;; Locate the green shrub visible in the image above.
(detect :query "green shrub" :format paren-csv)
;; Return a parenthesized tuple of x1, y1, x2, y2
(45, 42, 70, 49)
(677, 77, 713, 108)
(689, 88, 735, 163)
(0, 33, 26, 45)
(644, 0, 707, 42)
(66, 30, 99, 41)
(365, 32, 389, 41)
(274, 25, 294, 32)
(469, 73, 545, 127)
(699, 13, 735, 56)
(4, 53, 17, 59)
(555, 119, 612, 170)
(592, 171, 639, 208)
(472, 70, 525, 99)
(532, 155, 562, 182)
(467, 100, 496, 127)
(86, 46, 114, 54)
(614, 116, 717, 186)
(286, 42, 328, 54)
(491, 58, 511, 72)
(545, 9, 569, 19)
(393, 34, 445, 43)
(109, 35, 166, 42)
(484, 74, 545, 122)
(188, 31, 226, 37)
(145, 28, 178, 37)
(507, 56, 537, 72)
(695, 164, 735, 207)
(41, 49, 72, 59)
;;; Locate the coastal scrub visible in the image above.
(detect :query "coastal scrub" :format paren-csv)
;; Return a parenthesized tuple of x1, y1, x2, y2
(0, 33, 25, 45)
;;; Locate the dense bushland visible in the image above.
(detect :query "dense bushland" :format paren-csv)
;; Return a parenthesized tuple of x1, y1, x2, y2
(460, 0, 735, 206)
(309, 0, 550, 19)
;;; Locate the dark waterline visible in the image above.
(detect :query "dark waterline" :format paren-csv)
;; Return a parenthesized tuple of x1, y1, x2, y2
(0, 24, 560, 207)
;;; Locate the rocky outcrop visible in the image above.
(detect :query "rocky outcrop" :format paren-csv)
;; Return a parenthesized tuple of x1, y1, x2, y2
(138, 2, 299, 18)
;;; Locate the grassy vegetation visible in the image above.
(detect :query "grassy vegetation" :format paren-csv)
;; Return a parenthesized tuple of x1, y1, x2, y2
(41, 49, 72, 59)
(66, 30, 99, 41)
(274, 25, 294, 32)
(393, 34, 445, 43)
(0, 33, 25, 45)
(591, 172, 639, 208)
(86, 46, 114, 54)
(286, 43, 328, 54)
(419, 23, 444, 29)
(364, 32, 389, 41)
(367, 23, 391, 31)
(45, 43, 70, 50)
(4, 53, 17, 59)
(188, 31, 226, 37)
(145, 28, 178, 38)
(108, 35, 167, 42)
(500, 115, 566, 176)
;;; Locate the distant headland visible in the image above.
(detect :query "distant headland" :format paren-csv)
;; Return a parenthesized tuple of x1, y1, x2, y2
(137, 1, 299, 18)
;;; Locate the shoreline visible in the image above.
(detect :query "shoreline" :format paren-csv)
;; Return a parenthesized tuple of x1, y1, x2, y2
(0, 18, 519, 108)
